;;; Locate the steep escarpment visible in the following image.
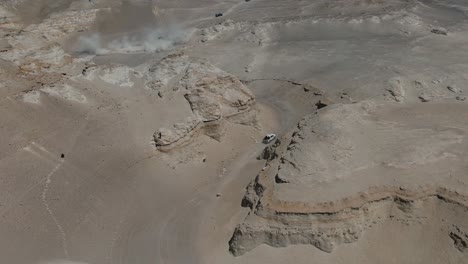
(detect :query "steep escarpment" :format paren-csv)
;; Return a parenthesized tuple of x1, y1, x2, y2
(231, 183, 468, 256)
(230, 101, 468, 256)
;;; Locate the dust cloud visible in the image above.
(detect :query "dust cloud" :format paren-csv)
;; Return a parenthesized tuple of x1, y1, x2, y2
(72, 1, 188, 54)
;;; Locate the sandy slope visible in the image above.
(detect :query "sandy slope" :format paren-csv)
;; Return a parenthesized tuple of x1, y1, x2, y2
(1, 0, 468, 264)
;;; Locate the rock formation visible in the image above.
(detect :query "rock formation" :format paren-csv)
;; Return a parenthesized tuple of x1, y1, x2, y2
(148, 52, 256, 150)
(230, 101, 468, 256)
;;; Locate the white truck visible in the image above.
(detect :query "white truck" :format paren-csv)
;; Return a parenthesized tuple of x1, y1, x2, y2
(262, 133, 277, 144)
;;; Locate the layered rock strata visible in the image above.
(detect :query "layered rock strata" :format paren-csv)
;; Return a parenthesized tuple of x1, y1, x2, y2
(230, 101, 468, 256)
(149, 53, 256, 150)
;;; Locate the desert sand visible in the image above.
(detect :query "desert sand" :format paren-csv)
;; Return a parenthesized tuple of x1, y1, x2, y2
(0, 0, 467, 264)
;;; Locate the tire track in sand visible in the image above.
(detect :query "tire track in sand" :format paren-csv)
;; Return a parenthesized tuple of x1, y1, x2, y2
(41, 158, 68, 259)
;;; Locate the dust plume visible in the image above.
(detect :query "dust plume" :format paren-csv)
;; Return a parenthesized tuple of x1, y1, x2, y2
(72, 1, 188, 55)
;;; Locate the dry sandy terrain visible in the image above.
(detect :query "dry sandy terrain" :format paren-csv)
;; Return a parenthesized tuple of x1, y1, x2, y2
(0, 0, 468, 264)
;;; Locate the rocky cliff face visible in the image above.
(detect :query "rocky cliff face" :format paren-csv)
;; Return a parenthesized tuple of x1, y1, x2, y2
(229, 101, 468, 256)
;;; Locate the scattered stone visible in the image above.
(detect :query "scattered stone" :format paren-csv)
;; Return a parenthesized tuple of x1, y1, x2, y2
(339, 92, 353, 101)
(413, 81, 424, 89)
(387, 78, 405, 102)
(301, 84, 323, 96)
(315, 100, 328, 109)
(431, 27, 448, 36)
(447, 86, 461, 94)
(418, 96, 430, 102)
(449, 227, 468, 252)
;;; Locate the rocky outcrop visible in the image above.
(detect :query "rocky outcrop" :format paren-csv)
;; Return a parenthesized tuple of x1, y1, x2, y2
(257, 139, 280, 161)
(0, 5, 100, 97)
(230, 101, 468, 256)
(184, 91, 222, 122)
(180, 62, 254, 120)
(386, 77, 406, 102)
(149, 52, 256, 150)
(153, 116, 203, 149)
(450, 226, 468, 253)
(230, 180, 468, 256)
(230, 216, 362, 255)
(384, 75, 467, 103)
(431, 27, 448, 36)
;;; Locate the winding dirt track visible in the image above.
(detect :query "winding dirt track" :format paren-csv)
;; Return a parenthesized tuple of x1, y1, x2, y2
(115, 81, 303, 264)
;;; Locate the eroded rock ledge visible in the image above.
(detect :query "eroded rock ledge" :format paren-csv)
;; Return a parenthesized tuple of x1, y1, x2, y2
(231, 181, 468, 256)
(230, 101, 468, 256)
(149, 52, 256, 150)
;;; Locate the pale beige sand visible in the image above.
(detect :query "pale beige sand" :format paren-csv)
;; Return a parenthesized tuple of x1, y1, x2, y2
(1, 0, 468, 264)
